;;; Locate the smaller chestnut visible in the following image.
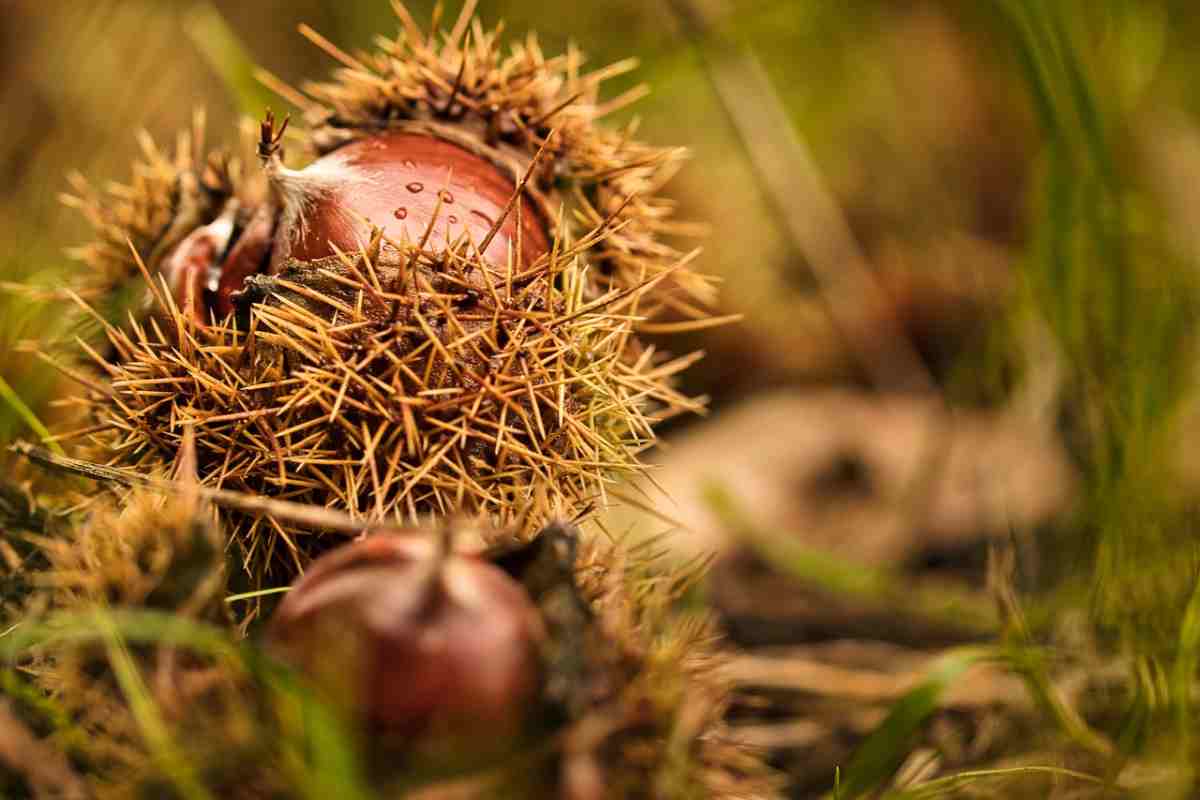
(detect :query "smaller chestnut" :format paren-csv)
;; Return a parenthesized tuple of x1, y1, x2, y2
(214, 204, 275, 318)
(266, 534, 546, 764)
(158, 211, 234, 326)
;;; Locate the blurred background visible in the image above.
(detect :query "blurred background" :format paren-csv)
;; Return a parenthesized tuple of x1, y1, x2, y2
(6, 0, 1200, 796)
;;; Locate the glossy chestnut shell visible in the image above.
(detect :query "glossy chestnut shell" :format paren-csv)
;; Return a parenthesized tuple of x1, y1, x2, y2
(266, 535, 545, 756)
(188, 132, 552, 322)
(282, 132, 550, 270)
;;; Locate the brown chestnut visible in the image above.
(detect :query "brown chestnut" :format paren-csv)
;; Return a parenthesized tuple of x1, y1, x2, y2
(173, 130, 552, 324)
(266, 132, 550, 274)
(159, 213, 233, 326)
(266, 535, 545, 762)
(214, 204, 275, 318)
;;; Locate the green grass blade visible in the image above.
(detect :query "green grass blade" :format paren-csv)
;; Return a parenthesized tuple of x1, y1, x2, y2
(243, 651, 373, 800)
(225, 586, 291, 604)
(702, 480, 995, 632)
(702, 480, 889, 597)
(1174, 575, 1200, 752)
(831, 647, 994, 799)
(0, 608, 240, 664)
(882, 765, 1103, 799)
(0, 668, 88, 752)
(95, 610, 215, 800)
(0, 374, 63, 456)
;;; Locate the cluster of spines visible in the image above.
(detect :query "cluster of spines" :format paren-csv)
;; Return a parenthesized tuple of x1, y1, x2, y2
(29, 486, 225, 616)
(509, 529, 780, 798)
(15, 484, 235, 791)
(72, 212, 700, 578)
(60, 112, 251, 311)
(10, 480, 775, 798)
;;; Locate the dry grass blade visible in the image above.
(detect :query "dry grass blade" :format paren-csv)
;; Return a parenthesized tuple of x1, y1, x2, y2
(667, 0, 934, 394)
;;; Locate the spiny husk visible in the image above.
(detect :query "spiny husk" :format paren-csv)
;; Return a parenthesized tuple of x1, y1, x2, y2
(10, 505, 777, 799)
(284, 0, 713, 320)
(27, 483, 226, 619)
(16, 486, 245, 794)
(554, 532, 782, 799)
(73, 219, 701, 581)
(61, 112, 262, 313)
(55, 7, 715, 585)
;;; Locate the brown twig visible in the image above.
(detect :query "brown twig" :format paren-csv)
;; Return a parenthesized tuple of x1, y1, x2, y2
(12, 441, 381, 538)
